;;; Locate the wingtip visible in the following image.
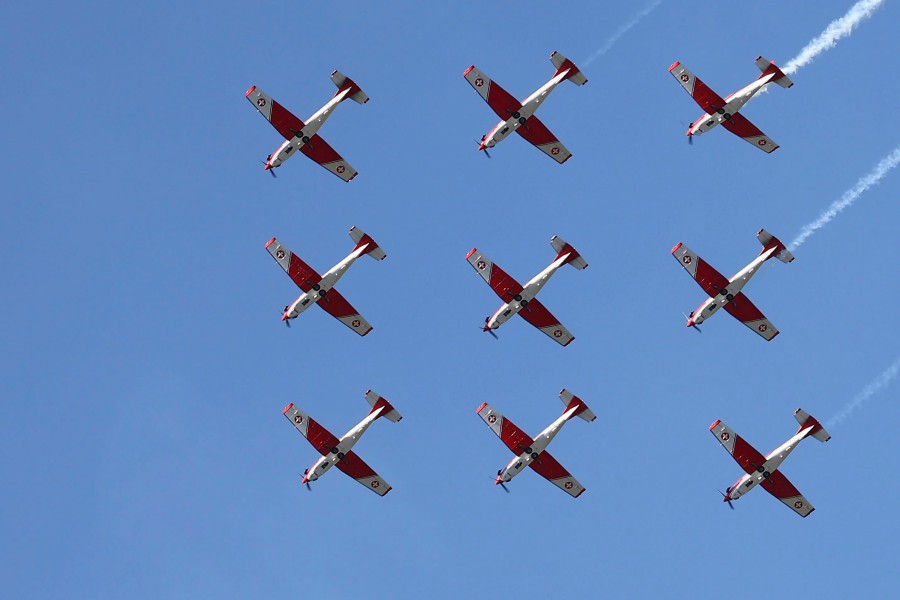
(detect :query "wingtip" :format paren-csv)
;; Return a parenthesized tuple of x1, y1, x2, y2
(265, 237, 277, 249)
(475, 402, 488, 414)
(245, 85, 257, 97)
(668, 61, 681, 72)
(709, 419, 722, 430)
(283, 402, 294, 414)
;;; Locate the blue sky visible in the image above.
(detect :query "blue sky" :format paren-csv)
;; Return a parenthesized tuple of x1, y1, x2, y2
(2, 1, 898, 598)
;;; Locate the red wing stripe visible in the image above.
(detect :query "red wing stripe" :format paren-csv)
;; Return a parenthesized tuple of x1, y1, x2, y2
(692, 257, 730, 298)
(286, 255, 322, 291)
(760, 470, 802, 500)
(730, 434, 768, 475)
(334, 450, 378, 480)
(486, 262, 524, 300)
(315, 287, 362, 320)
(484, 80, 522, 120)
(516, 114, 558, 146)
(269, 101, 306, 141)
(528, 450, 571, 481)
(299, 134, 344, 166)
(723, 292, 767, 324)
(303, 417, 341, 456)
(517, 298, 561, 330)
(721, 113, 765, 139)
(497, 417, 534, 455)
(688, 77, 726, 114)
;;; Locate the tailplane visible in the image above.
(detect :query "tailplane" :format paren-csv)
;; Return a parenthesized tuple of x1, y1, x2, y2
(366, 390, 402, 422)
(559, 389, 596, 422)
(755, 56, 793, 89)
(331, 70, 369, 104)
(794, 408, 831, 442)
(349, 226, 387, 260)
(550, 51, 588, 85)
(550, 235, 588, 269)
(757, 229, 794, 263)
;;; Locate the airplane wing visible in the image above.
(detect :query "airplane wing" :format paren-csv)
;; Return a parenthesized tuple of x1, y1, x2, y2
(516, 114, 572, 164)
(709, 420, 768, 476)
(284, 404, 390, 495)
(266, 238, 322, 292)
(466, 249, 525, 301)
(299, 134, 358, 182)
(721, 113, 779, 153)
(313, 287, 374, 336)
(723, 292, 779, 341)
(246, 86, 306, 140)
(476, 403, 534, 455)
(668, 62, 726, 115)
(334, 450, 392, 496)
(527, 450, 586, 498)
(760, 471, 815, 517)
(671, 243, 729, 297)
(462, 66, 523, 121)
(517, 298, 574, 347)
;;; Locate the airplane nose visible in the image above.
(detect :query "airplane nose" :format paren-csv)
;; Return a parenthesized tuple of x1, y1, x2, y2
(281, 313, 290, 321)
(264, 163, 273, 171)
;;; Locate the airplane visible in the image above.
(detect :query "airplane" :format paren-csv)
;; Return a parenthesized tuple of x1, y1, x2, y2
(283, 390, 402, 496)
(265, 226, 385, 335)
(671, 229, 793, 341)
(710, 409, 831, 517)
(466, 236, 587, 346)
(463, 51, 587, 163)
(669, 56, 793, 153)
(245, 70, 368, 181)
(476, 389, 596, 497)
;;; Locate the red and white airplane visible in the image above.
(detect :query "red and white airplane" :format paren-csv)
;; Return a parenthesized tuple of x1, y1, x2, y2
(265, 226, 385, 335)
(463, 51, 587, 163)
(283, 390, 402, 496)
(466, 236, 587, 346)
(711, 409, 831, 517)
(672, 229, 793, 341)
(476, 390, 596, 498)
(245, 70, 368, 181)
(669, 56, 792, 153)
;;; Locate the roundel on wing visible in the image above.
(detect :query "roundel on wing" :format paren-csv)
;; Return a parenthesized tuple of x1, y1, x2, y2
(759, 140, 768, 146)
(351, 319, 361, 328)
(474, 78, 484, 87)
(553, 330, 562, 338)
(564, 481, 574, 490)
(487, 414, 497, 424)
(794, 500, 803, 508)
(293, 414, 303, 424)
(720, 432, 730, 442)
(336, 165, 346, 174)
(682, 255, 692, 264)
(550, 147, 560, 155)
(680, 73, 689, 83)
(476, 260, 486, 270)
(371, 481, 381, 488)
(257, 97, 267, 107)
(758, 324, 768, 332)
(276, 249, 285, 259)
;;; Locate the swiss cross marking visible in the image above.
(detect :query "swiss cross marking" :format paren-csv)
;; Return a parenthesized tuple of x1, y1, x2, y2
(794, 500, 803, 508)
(476, 260, 486, 270)
(758, 324, 768, 332)
(275, 249, 285, 259)
(564, 481, 574, 490)
(553, 329, 563, 338)
(474, 78, 484, 87)
(758, 140, 767, 146)
(487, 414, 497, 424)
(371, 481, 380, 488)
(336, 165, 346, 174)
(351, 319, 360, 328)
(551, 147, 560, 155)
(257, 97, 267, 107)
(682, 255, 692, 264)
(680, 73, 689, 83)
(293, 414, 303, 424)
(720, 432, 730, 442)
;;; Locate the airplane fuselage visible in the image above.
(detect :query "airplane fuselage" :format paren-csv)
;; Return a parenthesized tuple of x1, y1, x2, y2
(283, 243, 369, 320)
(688, 247, 775, 327)
(481, 70, 569, 149)
(498, 406, 577, 484)
(304, 406, 384, 483)
(486, 253, 570, 329)
(267, 88, 351, 169)
(724, 426, 811, 502)
(688, 74, 774, 137)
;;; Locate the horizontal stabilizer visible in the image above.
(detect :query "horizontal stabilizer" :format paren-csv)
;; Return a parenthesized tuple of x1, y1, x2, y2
(550, 235, 588, 269)
(331, 70, 369, 104)
(794, 408, 831, 442)
(559, 389, 596, 422)
(550, 51, 588, 85)
(757, 229, 794, 263)
(349, 226, 386, 260)
(755, 56, 793, 89)
(366, 390, 402, 422)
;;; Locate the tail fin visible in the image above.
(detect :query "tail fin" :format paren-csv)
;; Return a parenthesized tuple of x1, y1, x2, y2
(757, 229, 794, 263)
(331, 70, 369, 104)
(365, 390, 402, 422)
(794, 408, 831, 442)
(349, 226, 386, 260)
(550, 51, 588, 85)
(755, 56, 793, 89)
(550, 235, 588, 269)
(559, 389, 596, 422)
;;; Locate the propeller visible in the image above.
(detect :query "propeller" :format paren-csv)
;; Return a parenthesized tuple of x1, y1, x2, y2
(483, 317, 499, 339)
(717, 488, 735, 510)
(495, 470, 510, 493)
(261, 160, 278, 177)
(688, 134, 693, 146)
(302, 470, 311, 491)
(474, 139, 491, 159)
(682, 312, 701, 333)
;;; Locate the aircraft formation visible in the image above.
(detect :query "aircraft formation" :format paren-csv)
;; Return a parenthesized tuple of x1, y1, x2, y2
(248, 52, 831, 516)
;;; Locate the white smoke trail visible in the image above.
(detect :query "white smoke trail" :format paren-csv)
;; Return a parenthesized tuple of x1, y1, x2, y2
(826, 355, 900, 428)
(782, 0, 885, 75)
(789, 145, 900, 250)
(583, 0, 662, 67)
